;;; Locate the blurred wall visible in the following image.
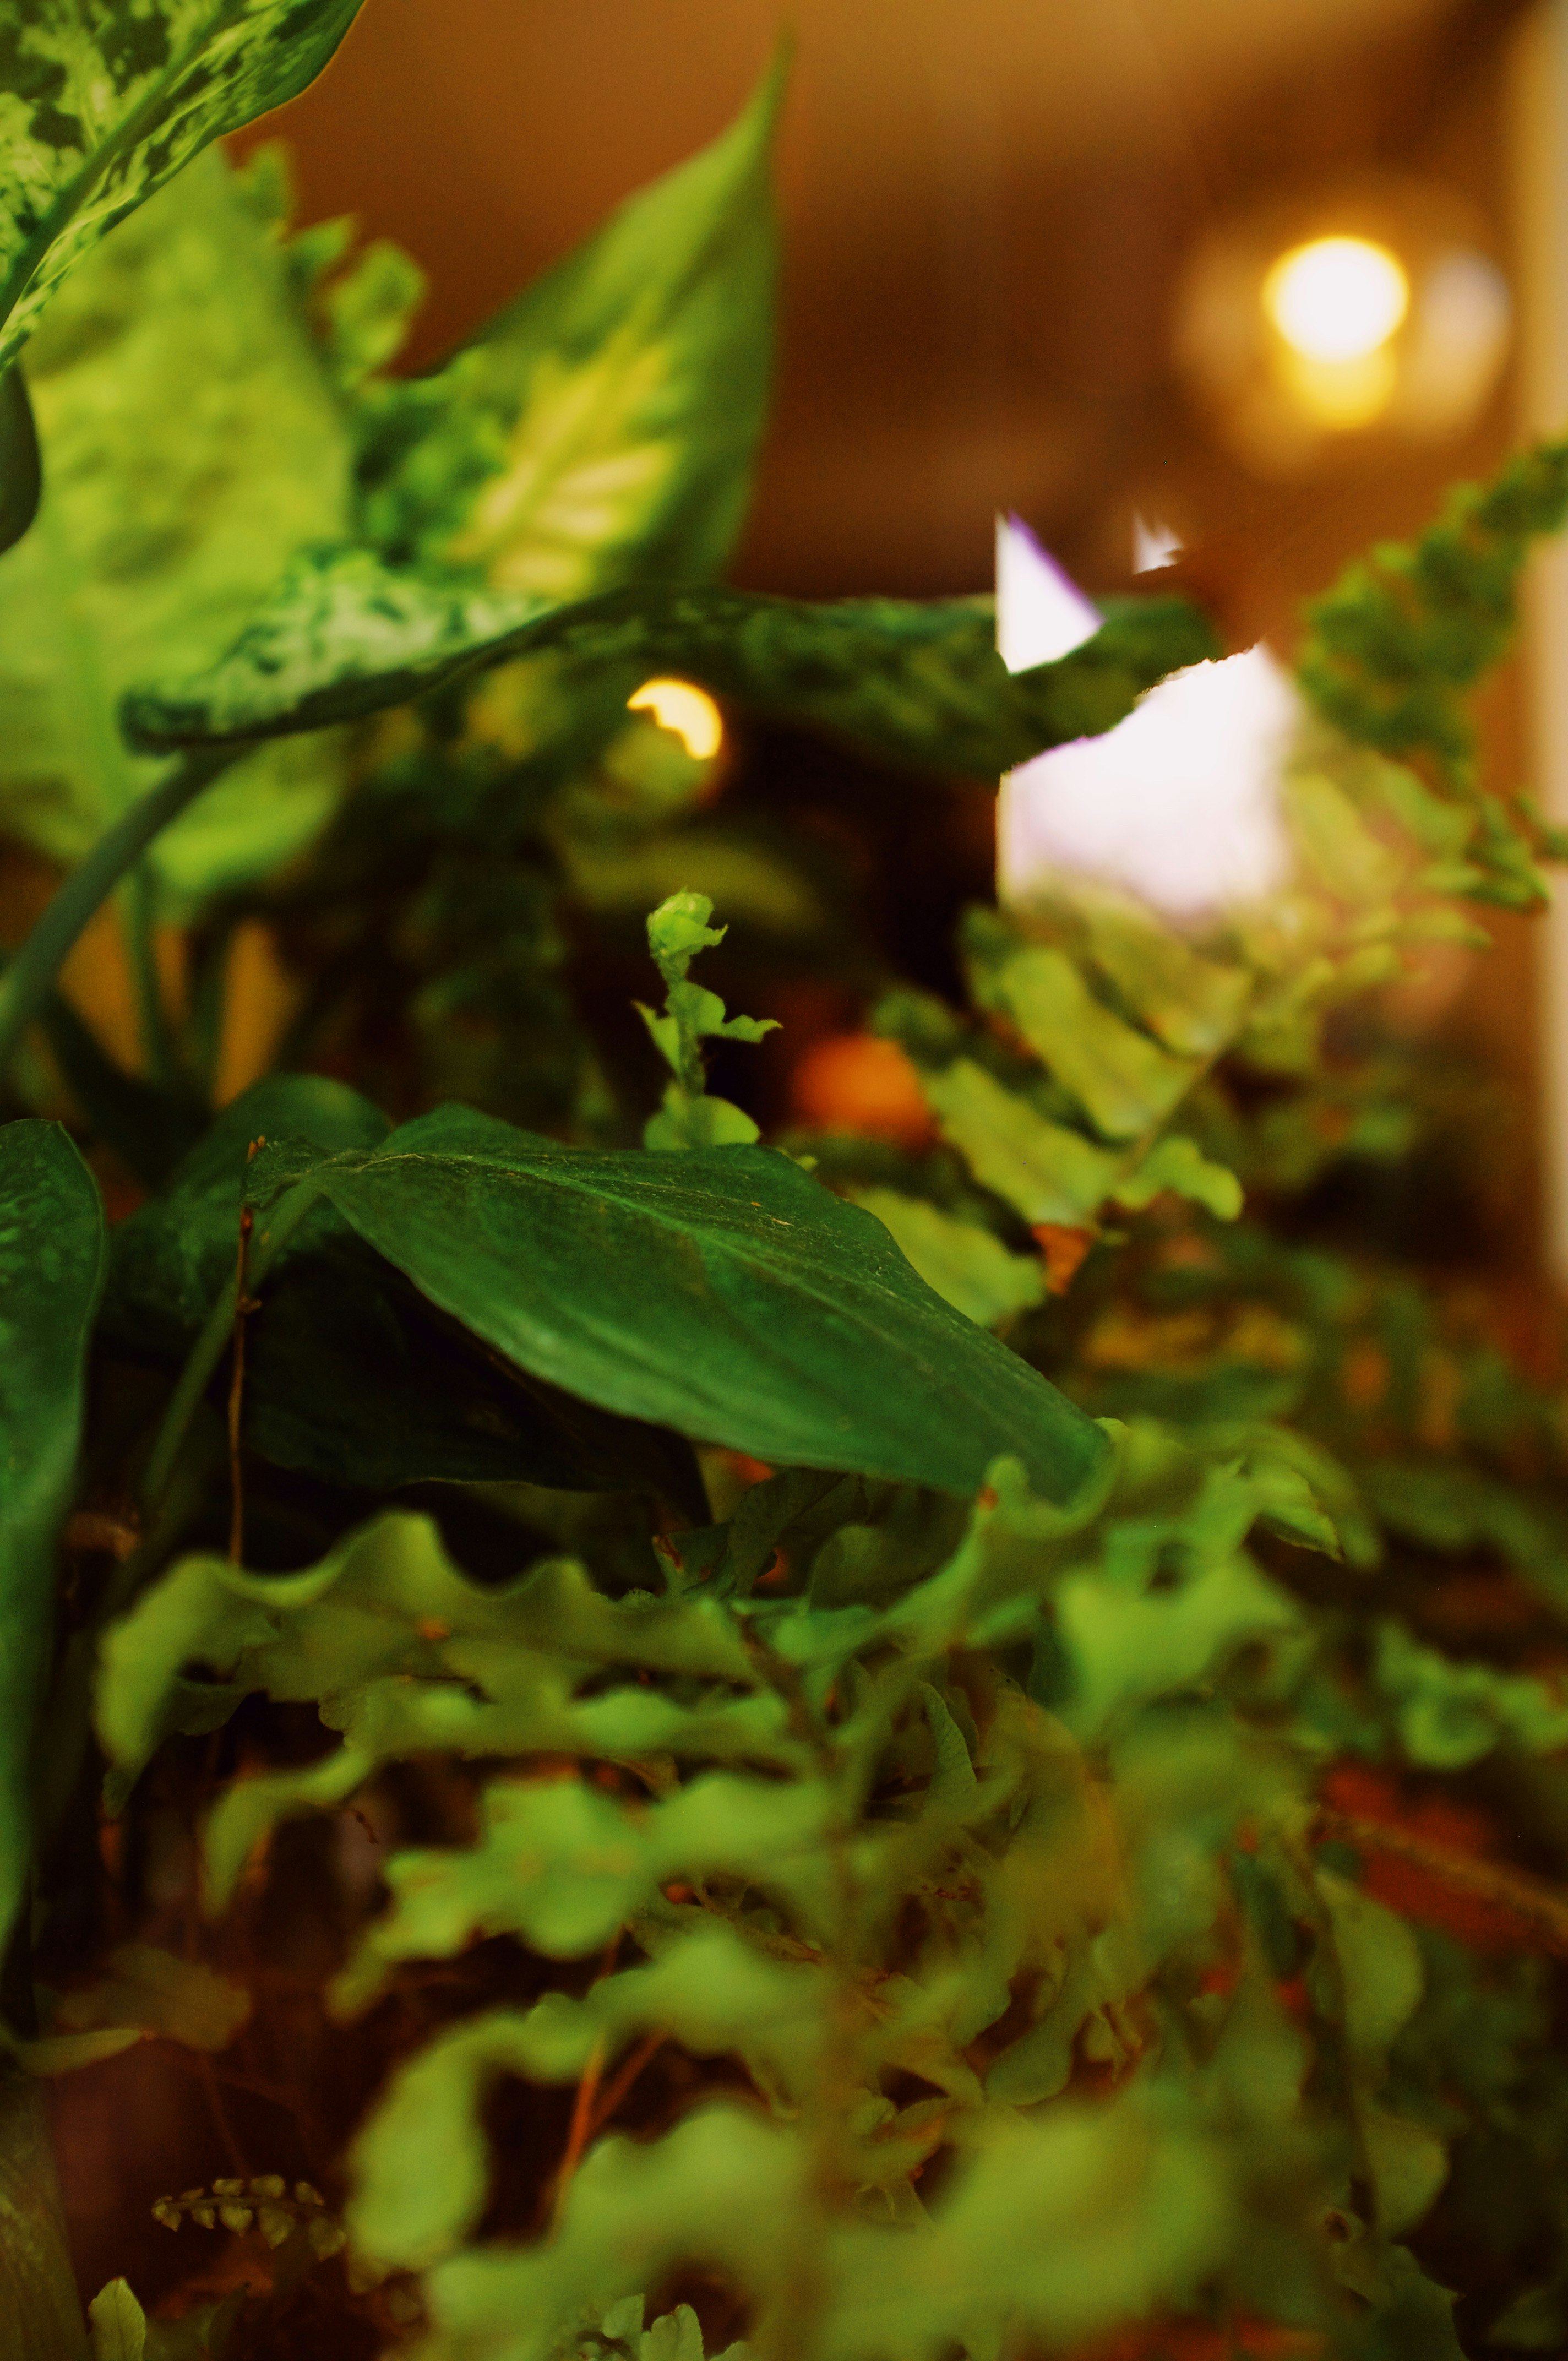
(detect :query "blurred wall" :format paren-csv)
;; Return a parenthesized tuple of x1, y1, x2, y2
(226, 0, 1544, 1253)
(235, 0, 1510, 608)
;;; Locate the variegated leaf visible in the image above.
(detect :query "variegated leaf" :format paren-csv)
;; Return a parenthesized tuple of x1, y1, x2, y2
(0, 0, 366, 373)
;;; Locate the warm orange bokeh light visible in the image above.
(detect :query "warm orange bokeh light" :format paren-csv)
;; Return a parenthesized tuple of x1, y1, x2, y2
(789, 1033, 933, 1146)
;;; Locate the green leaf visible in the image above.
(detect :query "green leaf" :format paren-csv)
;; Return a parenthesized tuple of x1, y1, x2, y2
(356, 52, 785, 591)
(418, 2090, 1263, 2361)
(1360, 1461, 1568, 1612)
(421, 2108, 806, 2361)
(1077, 897, 1252, 1058)
(1318, 1872, 1425, 2061)
(238, 1240, 707, 1506)
(105, 1073, 389, 1352)
(643, 1086, 760, 1152)
(94, 1511, 800, 1885)
(968, 939, 1201, 1143)
(104, 1077, 705, 1504)
(50, 1944, 249, 2053)
(95, 1536, 350, 1792)
(1298, 438, 1568, 791)
(348, 2010, 545, 2272)
(1112, 1135, 1243, 1221)
(845, 1189, 1044, 1327)
(0, 0, 366, 373)
(647, 890, 729, 980)
(0, 1119, 105, 1959)
(334, 1773, 835, 2013)
(636, 892, 777, 1151)
(921, 1058, 1121, 1227)
(202, 1744, 373, 1913)
(121, 558, 1215, 775)
(0, 149, 352, 908)
(88, 2278, 146, 2361)
(350, 1930, 823, 2269)
(919, 1682, 980, 1813)
(1054, 1542, 1299, 1744)
(243, 1105, 1111, 1502)
(319, 235, 426, 394)
(1371, 1619, 1568, 1769)
(1357, 2105, 1449, 2240)
(1333, 2233, 1466, 2361)
(0, 362, 38, 553)
(1490, 2283, 1568, 2350)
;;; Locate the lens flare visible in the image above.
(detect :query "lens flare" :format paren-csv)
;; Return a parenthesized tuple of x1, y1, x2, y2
(1264, 236, 1409, 364)
(995, 513, 1102, 673)
(998, 645, 1298, 919)
(627, 678, 724, 760)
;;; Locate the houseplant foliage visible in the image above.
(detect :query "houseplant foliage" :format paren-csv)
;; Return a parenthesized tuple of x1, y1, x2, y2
(3, 13, 1568, 2361)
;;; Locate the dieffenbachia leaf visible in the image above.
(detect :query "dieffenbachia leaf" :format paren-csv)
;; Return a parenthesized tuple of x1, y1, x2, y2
(0, 150, 353, 910)
(0, 0, 366, 377)
(242, 1103, 1111, 1502)
(356, 51, 785, 591)
(0, 1119, 106, 1959)
(121, 555, 1217, 776)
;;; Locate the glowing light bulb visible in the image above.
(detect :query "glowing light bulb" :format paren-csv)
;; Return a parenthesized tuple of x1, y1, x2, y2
(998, 646, 1298, 919)
(995, 513, 1101, 673)
(627, 678, 724, 760)
(1264, 236, 1409, 365)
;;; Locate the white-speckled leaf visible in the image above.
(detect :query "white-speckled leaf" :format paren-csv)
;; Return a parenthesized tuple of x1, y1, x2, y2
(0, 0, 365, 373)
(357, 51, 785, 597)
(121, 548, 1217, 780)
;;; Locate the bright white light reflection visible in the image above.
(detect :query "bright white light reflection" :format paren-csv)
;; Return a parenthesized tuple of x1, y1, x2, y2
(1264, 236, 1409, 364)
(627, 677, 724, 760)
(1133, 513, 1183, 574)
(995, 513, 1102, 672)
(998, 646, 1298, 919)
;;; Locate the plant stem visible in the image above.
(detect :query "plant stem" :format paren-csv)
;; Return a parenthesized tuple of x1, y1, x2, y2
(138, 1174, 322, 1515)
(122, 857, 179, 1089)
(0, 749, 235, 1081)
(228, 1206, 255, 1564)
(1315, 1808, 1568, 1950)
(549, 2036, 607, 2231)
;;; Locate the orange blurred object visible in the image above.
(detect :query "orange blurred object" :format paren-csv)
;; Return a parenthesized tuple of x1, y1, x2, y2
(1320, 1762, 1541, 1953)
(213, 921, 303, 1107)
(1033, 1222, 1095, 1295)
(1070, 2319, 1323, 2360)
(789, 1033, 934, 1146)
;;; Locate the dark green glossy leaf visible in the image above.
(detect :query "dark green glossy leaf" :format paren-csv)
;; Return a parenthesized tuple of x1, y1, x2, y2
(37, 991, 208, 1187)
(0, 363, 38, 553)
(0, 0, 367, 375)
(0, 1119, 105, 1957)
(242, 1239, 706, 1512)
(105, 1074, 391, 1355)
(104, 1079, 705, 1508)
(246, 1105, 1110, 1501)
(120, 558, 1217, 777)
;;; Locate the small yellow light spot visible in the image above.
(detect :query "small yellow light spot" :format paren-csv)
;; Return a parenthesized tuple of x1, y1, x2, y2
(627, 677, 723, 760)
(1263, 235, 1409, 365)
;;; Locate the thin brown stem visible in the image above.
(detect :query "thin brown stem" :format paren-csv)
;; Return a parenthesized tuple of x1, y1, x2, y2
(587, 2032, 665, 2136)
(227, 1204, 254, 1566)
(1314, 1808, 1568, 1951)
(549, 2035, 607, 2231)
